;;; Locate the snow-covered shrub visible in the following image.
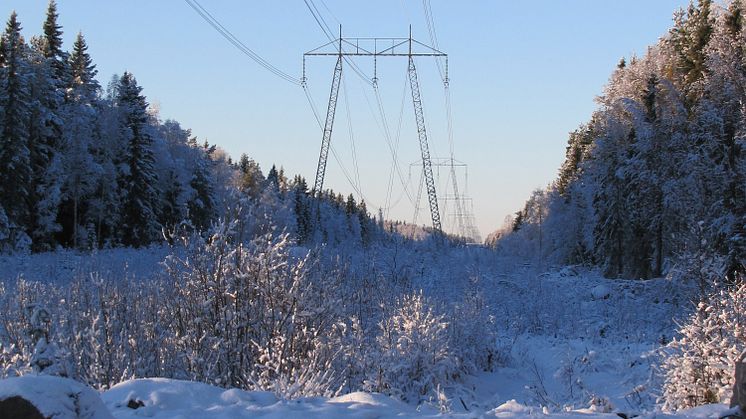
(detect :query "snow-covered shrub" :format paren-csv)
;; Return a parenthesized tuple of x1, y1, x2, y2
(448, 281, 497, 373)
(0, 270, 176, 388)
(55, 274, 174, 389)
(0, 279, 49, 377)
(167, 219, 345, 398)
(368, 291, 459, 403)
(0, 280, 75, 379)
(27, 303, 69, 377)
(661, 278, 746, 410)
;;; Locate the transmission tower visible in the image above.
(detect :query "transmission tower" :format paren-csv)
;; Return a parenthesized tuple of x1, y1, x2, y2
(303, 26, 446, 232)
(412, 157, 481, 242)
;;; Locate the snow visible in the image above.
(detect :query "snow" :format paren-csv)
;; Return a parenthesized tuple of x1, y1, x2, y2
(0, 250, 725, 418)
(102, 378, 423, 418)
(96, 379, 730, 418)
(0, 375, 113, 419)
(590, 284, 611, 300)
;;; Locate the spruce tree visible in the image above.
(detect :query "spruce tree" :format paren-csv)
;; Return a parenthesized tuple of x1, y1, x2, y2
(161, 169, 184, 234)
(68, 32, 98, 99)
(57, 32, 100, 247)
(266, 164, 279, 188)
(116, 72, 160, 246)
(27, 38, 64, 250)
(725, 0, 744, 38)
(357, 199, 371, 245)
(41, 1, 67, 80)
(0, 12, 33, 244)
(187, 150, 214, 232)
(292, 175, 311, 243)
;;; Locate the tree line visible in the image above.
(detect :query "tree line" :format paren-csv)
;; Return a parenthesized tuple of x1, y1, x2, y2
(0, 3, 415, 253)
(496, 0, 745, 283)
(0, 3, 224, 251)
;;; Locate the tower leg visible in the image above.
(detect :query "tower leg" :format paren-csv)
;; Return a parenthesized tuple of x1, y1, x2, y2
(313, 54, 343, 195)
(408, 56, 441, 232)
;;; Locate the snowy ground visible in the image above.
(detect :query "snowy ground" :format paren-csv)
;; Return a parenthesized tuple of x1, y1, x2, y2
(99, 378, 731, 418)
(0, 376, 730, 418)
(0, 250, 716, 418)
(0, 246, 169, 285)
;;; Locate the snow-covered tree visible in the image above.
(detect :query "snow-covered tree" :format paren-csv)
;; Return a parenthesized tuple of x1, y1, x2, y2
(661, 278, 746, 410)
(0, 12, 33, 245)
(368, 291, 458, 403)
(116, 72, 161, 246)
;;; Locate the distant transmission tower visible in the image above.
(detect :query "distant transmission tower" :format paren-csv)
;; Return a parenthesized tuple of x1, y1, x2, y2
(303, 26, 446, 232)
(412, 158, 481, 242)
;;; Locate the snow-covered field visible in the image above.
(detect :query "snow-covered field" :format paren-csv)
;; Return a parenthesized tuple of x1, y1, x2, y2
(0, 375, 730, 418)
(0, 249, 723, 418)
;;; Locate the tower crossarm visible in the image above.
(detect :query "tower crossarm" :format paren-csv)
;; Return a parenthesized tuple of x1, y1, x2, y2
(303, 27, 446, 232)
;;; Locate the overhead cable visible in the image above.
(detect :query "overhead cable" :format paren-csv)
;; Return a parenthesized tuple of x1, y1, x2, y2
(184, 0, 300, 85)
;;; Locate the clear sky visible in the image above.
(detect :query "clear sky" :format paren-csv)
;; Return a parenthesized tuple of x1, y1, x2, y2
(5, 1, 690, 238)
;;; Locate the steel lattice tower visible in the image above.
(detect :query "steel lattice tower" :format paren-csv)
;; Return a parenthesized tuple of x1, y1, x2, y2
(303, 27, 446, 232)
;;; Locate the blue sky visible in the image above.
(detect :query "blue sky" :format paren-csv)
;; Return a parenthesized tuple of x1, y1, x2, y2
(6, 1, 690, 237)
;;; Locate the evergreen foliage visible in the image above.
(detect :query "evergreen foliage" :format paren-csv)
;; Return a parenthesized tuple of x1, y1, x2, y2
(0, 11, 223, 250)
(496, 0, 746, 283)
(661, 278, 746, 410)
(116, 72, 161, 246)
(0, 12, 32, 248)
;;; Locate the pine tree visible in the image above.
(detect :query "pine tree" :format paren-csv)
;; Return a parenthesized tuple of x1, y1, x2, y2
(116, 72, 161, 246)
(0, 12, 33, 246)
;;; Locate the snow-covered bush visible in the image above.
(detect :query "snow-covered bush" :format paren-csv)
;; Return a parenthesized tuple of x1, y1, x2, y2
(367, 291, 459, 403)
(661, 278, 746, 410)
(27, 303, 69, 377)
(167, 219, 345, 397)
(448, 281, 498, 373)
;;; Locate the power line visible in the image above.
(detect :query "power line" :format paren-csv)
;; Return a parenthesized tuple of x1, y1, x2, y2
(185, 0, 379, 207)
(301, 0, 374, 86)
(422, 0, 446, 83)
(183, 0, 300, 85)
(375, 78, 416, 217)
(341, 77, 363, 200)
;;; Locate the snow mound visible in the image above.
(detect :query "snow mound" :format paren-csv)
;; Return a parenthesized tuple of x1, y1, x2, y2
(0, 375, 112, 419)
(103, 378, 278, 417)
(328, 391, 414, 411)
(590, 284, 611, 300)
(488, 399, 539, 417)
(102, 378, 417, 418)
